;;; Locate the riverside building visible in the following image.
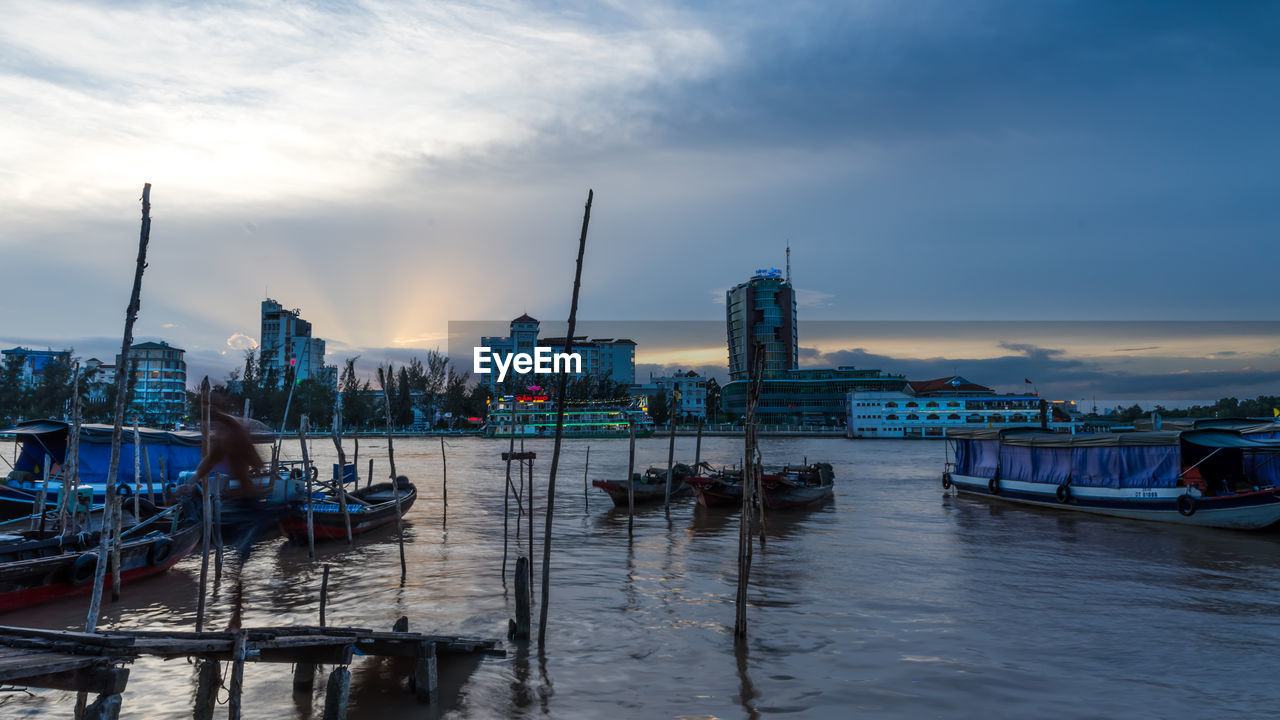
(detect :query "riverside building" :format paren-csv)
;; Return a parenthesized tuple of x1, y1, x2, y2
(846, 376, 1081, 438)
(115, 341, 187, 426)
(259, 298, 335, 385)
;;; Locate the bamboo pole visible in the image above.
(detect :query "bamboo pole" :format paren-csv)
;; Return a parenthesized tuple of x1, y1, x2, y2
(110, 493, 123, 601)
(298, 415, 315, 561)
(379, 369, 407, 583)
(367, 457, 373, 491)
(319, 564, 330, 627)
(627, 422, 636, 537)
(196, 379, 212, 632)
(85, 182, 152, 634)
(332, 399, 352, 545)
(538, 188, 592, 647)
(583, 445, 590, 514)
(441, 436, 448, 525)
(527, 455, 533, 593)
(158, 455, 166, 503)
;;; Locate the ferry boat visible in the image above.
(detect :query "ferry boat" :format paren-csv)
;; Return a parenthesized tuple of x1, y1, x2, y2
(483, 394, 655, 439)
(943, 427, 1280, 529)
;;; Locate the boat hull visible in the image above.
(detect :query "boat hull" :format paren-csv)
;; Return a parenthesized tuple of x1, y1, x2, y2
(592, 479, 689, 506)
(686, 477, 742, 508)
(949, 473, 1280, 529)
(760, 483, 833, 509)
(280, 483, 417, 541)
(0, 515, 201, 613)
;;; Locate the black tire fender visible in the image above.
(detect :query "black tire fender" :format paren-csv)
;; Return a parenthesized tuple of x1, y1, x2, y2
(1056, 483, 1071, 503)
(148, 537, 174, 566)
(70, 552, 98, 585)
(988, 477, 1000, 495)
(942, 472, 952, 490)
(1177, 494, 1196, 517)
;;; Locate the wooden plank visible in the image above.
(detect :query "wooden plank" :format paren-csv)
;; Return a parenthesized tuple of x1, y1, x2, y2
(0, 625, 134, 648)
(16, 665, 129, 694)
(0, 651, 105, 683)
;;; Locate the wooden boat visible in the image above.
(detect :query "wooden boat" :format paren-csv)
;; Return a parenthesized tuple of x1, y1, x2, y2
(279, 478, 416, 541)
(0, 500, 202, 613)
(760, 463, 835, 509)
(945, 427, 1280, 529)
(688, 463, 836, 509)
(685, 466, 743, 508)
(592, 464, 693, 506)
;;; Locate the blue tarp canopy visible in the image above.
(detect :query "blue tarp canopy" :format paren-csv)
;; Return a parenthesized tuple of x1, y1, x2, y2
(950, 427, 1280, 489)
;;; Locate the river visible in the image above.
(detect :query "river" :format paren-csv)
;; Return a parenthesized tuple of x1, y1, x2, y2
(5, 436, 1280, 719)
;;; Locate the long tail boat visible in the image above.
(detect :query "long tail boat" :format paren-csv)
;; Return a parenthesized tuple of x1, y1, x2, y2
(279, 478, 416, 541)
(0, 499, 202, 613)
(592, 463, 693, 506)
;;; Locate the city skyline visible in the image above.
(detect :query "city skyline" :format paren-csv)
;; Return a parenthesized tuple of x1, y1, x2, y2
(1, 2, 1277, 404)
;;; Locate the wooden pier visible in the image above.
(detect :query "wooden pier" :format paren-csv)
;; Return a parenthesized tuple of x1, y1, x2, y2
(0, 621, 502, 718)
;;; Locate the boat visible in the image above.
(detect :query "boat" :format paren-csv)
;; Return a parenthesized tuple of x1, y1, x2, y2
(0, 499, 202, 612)
(944, 427, 1280, 529)
(686, 466, 744, 508)
(592, 464, 693, 506)
(484, 395, 654, 439)
(760, 463, 835, 509)
(279, 477, 416, 541)
(1, 419, 273, 506)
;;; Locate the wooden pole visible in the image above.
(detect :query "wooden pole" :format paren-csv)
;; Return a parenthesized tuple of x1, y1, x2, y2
(298, 415, 315, 561)
(32, 454, 49, 531)
(441, 436, 448, 525)
(85, 182, 152, 634)
(734, 351, 764, 639)
(143, 447, 155, 505)
(157, 455, 166, 503)
(380, 369, 407, 583)
(196, 379, 211, 632)
(665, 392, 676, 511)
(503, 403, 515, 579)
(319, 563, 330, 626)
(132, 422, 141, 522)
(228, 628, 247, 720)
(59, 363, 81, 535)
(367, 457, 373, 491)
(352, 433, 359, 487)
(538, 188, 592, 647)
(694, 418, 703, 469)
(583, 445, 590, 514)
(332, 399, 352, 545)
(110, 493, 123, 601)
(511, 555, 531, 641)
(627, 422, 636, 536)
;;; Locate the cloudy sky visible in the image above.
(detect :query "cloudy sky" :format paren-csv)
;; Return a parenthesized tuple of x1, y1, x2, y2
(1, 1, 1276, 402)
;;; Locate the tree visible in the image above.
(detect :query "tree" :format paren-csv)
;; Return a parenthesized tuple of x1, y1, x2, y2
(650, 389, 669, 425)
(340, 357, 369, 430)
(705, 377, 721, 423)
(441, 367, 470, 426)
(395, 365, 414, 427)
(0, 354, 24, 424)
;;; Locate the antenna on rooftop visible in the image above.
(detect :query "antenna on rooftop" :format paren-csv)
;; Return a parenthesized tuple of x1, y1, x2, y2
(786, 241, 791, 285)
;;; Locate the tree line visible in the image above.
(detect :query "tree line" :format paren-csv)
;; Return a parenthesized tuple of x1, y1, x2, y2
(1095, 395, 1280, 423)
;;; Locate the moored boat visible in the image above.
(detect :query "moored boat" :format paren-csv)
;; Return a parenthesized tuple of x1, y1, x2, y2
(0, 499, 202, 613)
(686, 466, 743, 508)
(279, 477, 416, 541)
(593, 464, 693, 506)
(944, 427, 1280, 529)
(760, 463, 835, 509)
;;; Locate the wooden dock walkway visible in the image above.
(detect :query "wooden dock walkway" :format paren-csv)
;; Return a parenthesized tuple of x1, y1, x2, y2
(0, 621, 502, 719)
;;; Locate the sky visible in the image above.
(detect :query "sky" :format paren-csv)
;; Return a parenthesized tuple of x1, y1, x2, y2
(0, 1, 1277, 403)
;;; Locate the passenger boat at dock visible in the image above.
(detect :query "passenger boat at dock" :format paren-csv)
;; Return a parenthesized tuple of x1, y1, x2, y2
(483, 395, 654, 439)
(592, 464, 694, 506)
(279, 477, 416, 541)
(944, 427, 1280, 529)
(0, 499, 202, 612)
